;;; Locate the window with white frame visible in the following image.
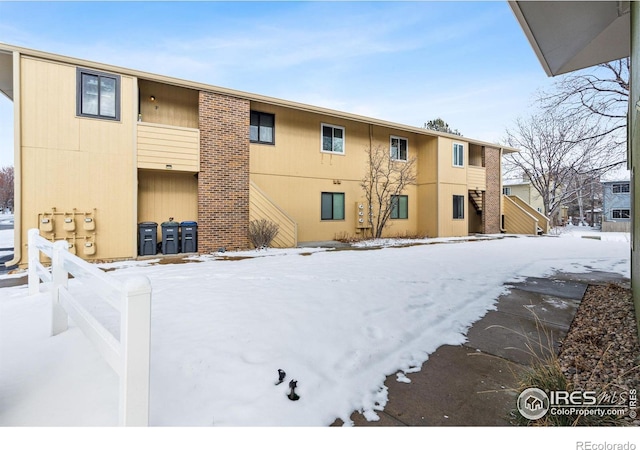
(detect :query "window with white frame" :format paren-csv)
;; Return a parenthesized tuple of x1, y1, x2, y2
(453, 143, 464, 167)
(250, 111, 275, 144)
(390, 195, 408, 219)
(612, 183, 630, 193)
(453, 195, 464, 219)
(321, 124, 345, 154)
(612, 209, 630, 219)
(76, 68, 120, 120)
(390, 136, 408, 161)
(503, 187, 511, 195)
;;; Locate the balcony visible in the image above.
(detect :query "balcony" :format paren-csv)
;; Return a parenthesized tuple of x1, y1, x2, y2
(137, 122, 200, 173)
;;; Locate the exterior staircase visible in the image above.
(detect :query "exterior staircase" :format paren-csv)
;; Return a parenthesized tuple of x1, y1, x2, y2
(249, 182, 298, 248)
(469, 190, 483, 215)
(503, 195, 549, 235)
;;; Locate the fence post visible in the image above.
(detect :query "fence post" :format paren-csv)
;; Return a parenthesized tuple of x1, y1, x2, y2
(28, 229, 39, 295)
(119, 275, 152, 426)
(51, 240, 69, 336)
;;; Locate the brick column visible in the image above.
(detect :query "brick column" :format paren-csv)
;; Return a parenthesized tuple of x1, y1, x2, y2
(483, 147, 501, 234)
(198, 91, 250, 252)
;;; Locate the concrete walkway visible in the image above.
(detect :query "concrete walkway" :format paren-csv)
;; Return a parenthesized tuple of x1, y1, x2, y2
(335, 270, 629, 426)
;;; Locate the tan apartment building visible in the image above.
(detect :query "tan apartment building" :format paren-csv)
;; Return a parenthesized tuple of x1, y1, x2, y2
(0, 43, 541, 267)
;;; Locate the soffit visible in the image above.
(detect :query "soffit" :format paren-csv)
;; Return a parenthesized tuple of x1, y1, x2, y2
(0, 50, 13, 100)
(509, 1, 630, 76)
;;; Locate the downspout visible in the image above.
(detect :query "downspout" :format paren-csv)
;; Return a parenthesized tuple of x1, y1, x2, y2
(5, 51, 21, 268)
(132, 77, 139, 259)
(499, 147, 506, 233)
(436, 137, 441, 237)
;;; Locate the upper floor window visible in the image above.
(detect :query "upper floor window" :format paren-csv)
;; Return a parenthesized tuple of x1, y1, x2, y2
(76, 68, 120, 121)
(250, 111, 275, 144)
(390, 136, 408, 161)
(503, 187, 512, 195)
(612, 183, 630, 194)
(321, 124, 345, 154)
(453, 143, 464, 167)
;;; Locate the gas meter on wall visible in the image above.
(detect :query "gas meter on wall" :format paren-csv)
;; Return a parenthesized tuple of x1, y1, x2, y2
(355, 202, 371, 229)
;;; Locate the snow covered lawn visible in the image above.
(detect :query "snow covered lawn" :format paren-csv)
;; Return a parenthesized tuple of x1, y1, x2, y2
(0, 213, 13, 260)
(0, 230, 630, 426)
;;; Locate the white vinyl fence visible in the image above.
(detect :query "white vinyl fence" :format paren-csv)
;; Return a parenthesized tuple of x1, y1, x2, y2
(28, 228, 151, 426)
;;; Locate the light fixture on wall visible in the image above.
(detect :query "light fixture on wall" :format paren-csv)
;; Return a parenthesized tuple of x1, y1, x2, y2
(150, 95, 156, 102)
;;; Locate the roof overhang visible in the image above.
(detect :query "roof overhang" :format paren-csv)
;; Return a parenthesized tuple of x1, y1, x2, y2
(509, 1, 630, 76)
(0, 50, 13, 100)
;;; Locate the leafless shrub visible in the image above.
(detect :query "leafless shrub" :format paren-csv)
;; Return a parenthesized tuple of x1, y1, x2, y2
(248, 219, 279, 249)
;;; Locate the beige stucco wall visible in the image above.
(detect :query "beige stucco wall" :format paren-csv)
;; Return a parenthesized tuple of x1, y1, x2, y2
(19, 56, 137, 263)
(249, 102, 441, 241)
(436, 137, 469, 237)
(13, 50, 505, 263)
(416, 137, 438, 237)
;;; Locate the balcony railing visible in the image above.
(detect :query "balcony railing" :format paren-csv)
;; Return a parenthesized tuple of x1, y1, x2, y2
(467, 165, 486, 191)
(137, 122, 200, 172)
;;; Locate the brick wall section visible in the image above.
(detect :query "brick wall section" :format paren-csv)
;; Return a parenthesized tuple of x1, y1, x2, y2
(198, 91, 250, 252)
(483, 147, 501, 234)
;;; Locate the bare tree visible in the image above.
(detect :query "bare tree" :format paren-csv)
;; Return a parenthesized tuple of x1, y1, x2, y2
(538, 58, 628, 146)
(504, 111, 622, 222)
(563, 173, 602, 226)
(0, 166, 13, 212)
(361, 144, 416, 239)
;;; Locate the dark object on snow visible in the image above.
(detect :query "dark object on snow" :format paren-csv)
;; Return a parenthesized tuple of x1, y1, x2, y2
(288, 379, 300, 401)
(276, 369, 286, 385)
(218, 247, 226, 253)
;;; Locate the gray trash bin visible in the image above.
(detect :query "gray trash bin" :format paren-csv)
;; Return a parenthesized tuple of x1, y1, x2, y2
(138, 222, 158, 256)
(180, 221, 197, 253)
(161, 221, 180, 254)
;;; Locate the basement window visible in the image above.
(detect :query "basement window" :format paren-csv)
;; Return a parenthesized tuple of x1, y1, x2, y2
(76, 68, 121, 121)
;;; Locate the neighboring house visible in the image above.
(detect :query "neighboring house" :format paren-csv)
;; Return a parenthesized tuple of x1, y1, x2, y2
(502, 179, 558, 231)
(0, 43, 539, 267)
(601, 180, 631, 232)
(502, 180, 545, 214)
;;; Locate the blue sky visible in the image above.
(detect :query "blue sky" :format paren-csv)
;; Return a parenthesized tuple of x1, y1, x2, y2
(0, 1, 555, 168)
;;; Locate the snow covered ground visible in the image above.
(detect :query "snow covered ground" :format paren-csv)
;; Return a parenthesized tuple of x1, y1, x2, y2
(0, 213, 13, 259)
(0, 226, 633, 446)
